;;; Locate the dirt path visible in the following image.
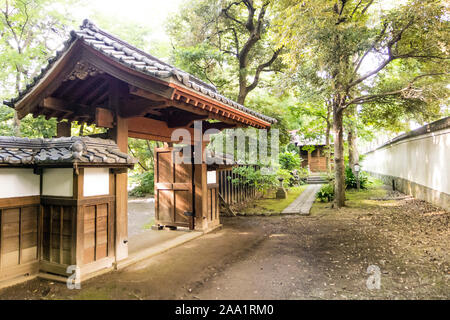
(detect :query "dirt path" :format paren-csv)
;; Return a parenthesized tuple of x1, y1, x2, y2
(0, 189, 448, 300)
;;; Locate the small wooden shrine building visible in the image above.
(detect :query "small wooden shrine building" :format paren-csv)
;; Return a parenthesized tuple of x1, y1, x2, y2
(290, 130, 333, 173)
(2, 19, 275, 283)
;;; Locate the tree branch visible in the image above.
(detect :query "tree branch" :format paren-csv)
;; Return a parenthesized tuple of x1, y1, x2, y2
(344, 72, 448, 107)
(246, 48, 282, 92)
(348, 19, 414, 89)
(221, 1, 247, 27)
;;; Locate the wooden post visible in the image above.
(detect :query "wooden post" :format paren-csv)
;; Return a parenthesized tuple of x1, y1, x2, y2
(109, 79, 129, 262)
(56, 121, 71, 137)
(194, 140, 208, 231)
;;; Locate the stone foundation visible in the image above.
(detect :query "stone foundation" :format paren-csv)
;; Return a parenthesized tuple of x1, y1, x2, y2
(367, 171, 449, 211)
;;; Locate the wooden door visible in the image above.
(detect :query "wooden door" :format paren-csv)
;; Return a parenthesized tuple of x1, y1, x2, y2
(154, 147, 193, 229)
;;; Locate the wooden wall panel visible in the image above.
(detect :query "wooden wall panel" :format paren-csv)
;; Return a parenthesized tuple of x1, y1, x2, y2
(0, 202, 39, 280)
(83, 205, 96, 264)
(1, 209, 20, 268)
(20, 206, 38, 263)
(96, 203, 108, 260)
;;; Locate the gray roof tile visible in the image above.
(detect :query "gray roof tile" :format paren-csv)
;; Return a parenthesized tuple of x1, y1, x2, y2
(0, 136, 136, 166)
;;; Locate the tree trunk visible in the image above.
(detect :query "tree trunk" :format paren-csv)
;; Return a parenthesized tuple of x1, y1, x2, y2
(333, 104, 345, 208)
(13, 70, 21, 136)
(348, 125, 359, 173)
(237, 79, 248, 105)
(325, 101, 332, 174)
(325, 120, 331, 174)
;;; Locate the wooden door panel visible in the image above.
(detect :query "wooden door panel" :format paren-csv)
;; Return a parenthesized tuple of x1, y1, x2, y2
(157, 151, 173, 183)
(174, 190, 191, 224)
(157, 189, 173, 223)
(155, 147, 192, 228)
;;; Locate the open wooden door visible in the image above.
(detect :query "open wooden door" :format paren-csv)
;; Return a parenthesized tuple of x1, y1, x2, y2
(154, 147, 194, 229)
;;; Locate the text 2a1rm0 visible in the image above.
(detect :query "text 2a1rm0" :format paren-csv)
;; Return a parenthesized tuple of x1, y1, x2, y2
(219, 304, 274, 315)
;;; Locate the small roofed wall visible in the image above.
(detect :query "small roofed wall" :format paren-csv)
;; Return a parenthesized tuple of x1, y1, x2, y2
(362, 118, 450, 210)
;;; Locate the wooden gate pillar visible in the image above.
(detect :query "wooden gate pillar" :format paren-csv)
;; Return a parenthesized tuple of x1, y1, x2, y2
(194, 160, 208, 231)
(109, 79, 129, 262)
(56, 121, 71, 137)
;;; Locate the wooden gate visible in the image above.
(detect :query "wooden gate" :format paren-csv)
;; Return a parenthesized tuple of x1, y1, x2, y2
(154, 147, 194, 229)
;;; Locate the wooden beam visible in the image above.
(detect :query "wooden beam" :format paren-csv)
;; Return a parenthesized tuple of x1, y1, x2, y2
(120, 98, 168, 118)
(168, 113, 208, 128)
(128, 117, 196, 143)
(79, 79, 108, 104)
(95, 108, 114, 128)
(56, 121, 71, 137)
(81, 45, 174, 99)
(16, 41, 83, 119)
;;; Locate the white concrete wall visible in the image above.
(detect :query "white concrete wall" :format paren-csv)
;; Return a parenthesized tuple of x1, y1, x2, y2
(83, 168, 110, 197)
(362, 128, 450, 195)
(0, 168, 40, 198)
(42, 168, 73, 197)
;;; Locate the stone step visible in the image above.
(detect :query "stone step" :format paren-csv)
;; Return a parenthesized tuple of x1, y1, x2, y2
(306, 176, 328, 185)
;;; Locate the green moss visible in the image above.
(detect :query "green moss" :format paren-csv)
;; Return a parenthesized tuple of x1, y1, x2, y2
(72, 287, 112, 300)
(240, 186, 307, 215)
(143, 218, 155, 230)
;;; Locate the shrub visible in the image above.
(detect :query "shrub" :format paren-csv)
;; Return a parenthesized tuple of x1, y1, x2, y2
(279, 152, 301, 171)
(129, 171, 154, 197)
(345, 166, 369, 189)
(317, 184, 334, 202)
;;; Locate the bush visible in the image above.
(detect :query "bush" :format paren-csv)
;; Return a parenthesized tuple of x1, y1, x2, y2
(317, 184, 334, 202)
(129, 171, 154, 197)
(279, 152, 301, 171)
(345, 166, 369, 189)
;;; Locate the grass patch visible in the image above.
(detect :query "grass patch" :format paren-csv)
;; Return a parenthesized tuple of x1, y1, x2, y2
(143, 218, 155, 230)
(310, 179, 388, 215)
(239, 186, 307, 215)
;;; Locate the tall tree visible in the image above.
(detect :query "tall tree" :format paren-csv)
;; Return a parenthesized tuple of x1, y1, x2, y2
(275, 0, 449, 207)
(0, 0, 78, 136)
(168, 0, 283, 104)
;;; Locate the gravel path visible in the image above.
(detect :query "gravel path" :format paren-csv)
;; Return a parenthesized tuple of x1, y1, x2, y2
(128, 197, 155, 237)
(0, 190, 447, 300)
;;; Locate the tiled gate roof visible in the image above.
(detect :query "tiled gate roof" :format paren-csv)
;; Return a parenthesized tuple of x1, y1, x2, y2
(4, 19, 276, 125)
(0, 136, 136, 166)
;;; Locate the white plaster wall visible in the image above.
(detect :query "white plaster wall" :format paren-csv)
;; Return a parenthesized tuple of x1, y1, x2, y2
(0, 168, 40, 198)
(42, 168, 73, 197)
(362, 129, 450, 194)
(83, 168, 110, 197)
(207, 171, 217, 184)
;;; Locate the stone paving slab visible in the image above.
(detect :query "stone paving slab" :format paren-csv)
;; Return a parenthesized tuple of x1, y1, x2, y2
(282, 184, 323, 215)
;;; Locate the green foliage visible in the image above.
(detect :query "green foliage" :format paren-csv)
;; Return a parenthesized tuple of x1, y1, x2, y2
(275, 0, 449, 130)
(129, 171, 155, 197)
(172, 43, 229, 92)
(0, 0, 80, 135)
(19, 115, 56, 138)
(168, 0, 282, 104)
(276, 168, 291, 183)
(279, 152, 300, 171)
(0, 106, 14, 136)
(317, 184, 334, 203)
(345, 166, 369, 190)
(232, 165, 278, 193)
